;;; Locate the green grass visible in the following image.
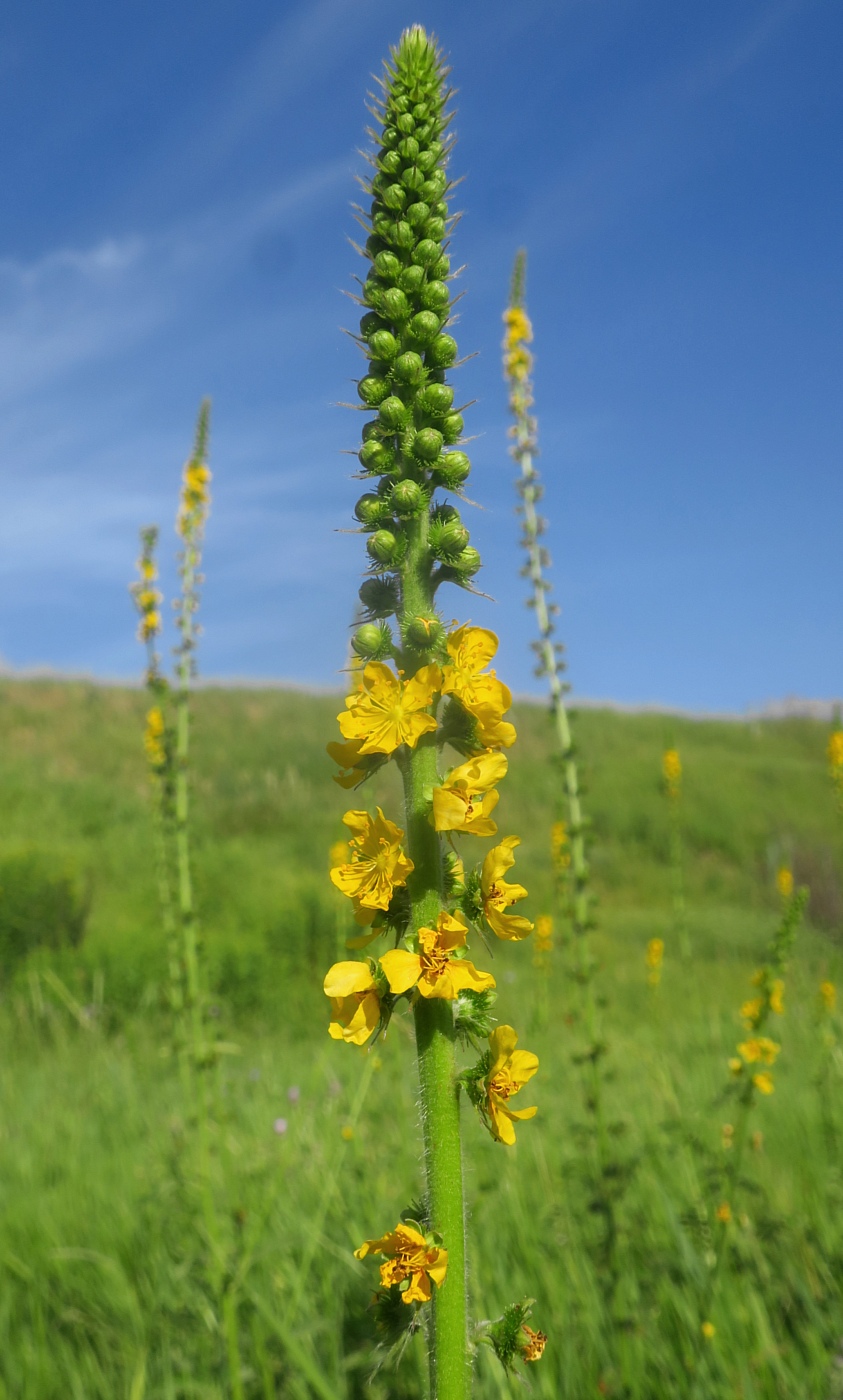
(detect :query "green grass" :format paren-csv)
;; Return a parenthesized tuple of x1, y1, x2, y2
(0, 679, 841, 1397)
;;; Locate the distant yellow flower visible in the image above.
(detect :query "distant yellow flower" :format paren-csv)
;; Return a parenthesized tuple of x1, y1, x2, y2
(534, 915, 553, 952)
(484, 1024, 538, 1145)
(354, 1223, 448, 1305)
(520, 1323, 547, 1362)
(326, 737, 370, 789)
(701, 1321, 716, 1341)
(441, 626, 516, 749)
(143, 706, 166, 768)
(753, 1071, 775, 1095)
(379, 912, 495, 1000)
(662, 748, 681, 792)
(481, 837, 533, 941)
(330, 808, 413, 922)
(502, 305, 534, 382)
(340, 1124, 354, 1140)
(728, 1056, 743, 1076)
(776, 866, 794, 900)
(432, 752, 508, 836)
(550, 820, 570, 871)
(646, 938, 664, 969)
(820, 980, 837, 1013)
(177, 460, 212, 535)
(738, 1036, 779, 1066)
(828, 730, 843, 771)
(769, 979, 785, 1015)
(721, 1122, 734, 1149)
(716, 1202, 732, 1224)
(338, 662, 441, 756)
(740, 997, 763, 1029)
(140, 558, 156, 582)
(323, 962, 380, 1046)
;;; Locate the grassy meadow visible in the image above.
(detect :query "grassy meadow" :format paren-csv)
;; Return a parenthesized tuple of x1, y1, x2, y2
(0, 677, 841, 1397)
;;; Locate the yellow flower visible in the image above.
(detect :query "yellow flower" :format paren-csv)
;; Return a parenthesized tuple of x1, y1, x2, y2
(140, 610, 161, 640)
(140, 558, 156, 582)
(484, 1024, 538, 1145)
(738, 1036, 780, 1065)
(776, 866, 793, 900)
(828, 730, 843, 771)
(701, 1321, 716, 1341)
(646, 938, 664, 970)
(550, 820, 570, 871)
(481, 837, 533, 941)
(728, 1057, 743, 1076)
(354, 1223, 448, 1305)
(534, 914, 553, 953)
(753, 1071, 775, 1095)
(716, 1202, 732, 1224)
(379, 912, 495, 1001)
(338, 662, 441, 757)
(340, 1125, 354, 1140)
(326, 737, 370, 789)
(143, 706, 166, 768)
(740, 997, 763, 1029)
(323, 962, 380, 1045)
(662, 748, 681, 789)
(432, 752, 508, 836)
(769, 979, 785, 1015)
(503, 305, 532, 347)
(721, 1122, 734, 1149)
(820, 980, 837, 1013)
(329, 808, 413, 922)
(441, 626, 516, 749)
(520, 1323, 547, 1362)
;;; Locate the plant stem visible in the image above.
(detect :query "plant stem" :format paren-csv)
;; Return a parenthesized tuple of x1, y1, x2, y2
(400, 512, 469, 1399)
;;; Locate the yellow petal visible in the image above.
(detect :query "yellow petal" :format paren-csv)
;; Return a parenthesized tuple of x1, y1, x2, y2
(487, 908, 533, 942)
(323, 962, 374, 998)
(508, 1049, 539, 1086)
(402, 1271, 431, 1304)
(379, 949, 422, 994)
(425, 1247, 448, 1287)
(489, 1024, 519, 1068)
(432, 786, 470, 831)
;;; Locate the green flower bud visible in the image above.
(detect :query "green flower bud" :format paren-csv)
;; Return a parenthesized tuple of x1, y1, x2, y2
(358, 375, 390, 405)
(359, 575, 399, 618)
(413, 427, 444, 463)
(391, 480, 426, 517)
(410, 311, 441, 346)
(424, 216, 446, 241)
(354, 492, 392, 528)
(352, 621, 393, 660)
(412, 239, 440, 268)
(367, 528, 404, 566)
(397, 136, 419, 160)
(378, 395, 411, 430)
(450, 546, 481, 576)
(431, 450, 471, 489)
(420, 280, 449, 311)
(426, 334, 457, 368)
(406, 201, 430, 228)
(429, 516, 470, 561)
(391, 220, 416, 251)
(401, 166, 425, 194)
(360, 311, 387, 337)
(380, 150, 401, 175)
(396, 112, 415, 134)
(416, 150, 436, 174)
(398, 264, 426, 294)
(393, 351, 425, 385)
(380, 287, 410, 322)
(405, 613, 444, 648)
(431, 255, 450, 279)
(382, 126, 399, 148)
(373, 250, 402, 280)
(368, 328, 398, 361)
(442, 412, 464, 443)
(418, 383, 454, 416)
(382, 182, 407, 211)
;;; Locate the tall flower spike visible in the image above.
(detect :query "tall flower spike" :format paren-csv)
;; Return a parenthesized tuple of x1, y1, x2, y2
(328, 32, 543, 1393)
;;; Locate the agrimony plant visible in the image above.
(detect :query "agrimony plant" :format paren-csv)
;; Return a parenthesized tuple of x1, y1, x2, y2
(662, 744, 690, 959)
(323, 29, 545, 1394)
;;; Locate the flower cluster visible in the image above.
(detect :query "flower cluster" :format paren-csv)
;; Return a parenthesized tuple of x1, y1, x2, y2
(726, 885, 806, 1098)
(533, 913, 553, 970)
(646, 936, 664, 988)
(502, 303, 533, 388)
(327, 27, 544, 1364)
(130, 527, 163, 649)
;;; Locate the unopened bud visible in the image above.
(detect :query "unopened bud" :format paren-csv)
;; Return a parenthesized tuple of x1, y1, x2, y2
(380, 287, 410, 322)
(409, 311, 441, 346)
(359, 575, 399, 618)
(393, 352, 425, 385)
(358, 439, 396, 475)
(368, 329, 398, 361)
(412, 239, 440, 268)
(431, 451, 471, 490)
(451, 546, 481, 577)
(354, 493, 392, 529)
(406, 614, 444, 647)
(398, 264, 425, 294)
(378, 396, 411, 430)
(352, 622, 393, 660)
(430, 516, 470, 561)
(418, 383, 454, 416)
(413, 427, 444, 463)
(420, 280, 449, 312)
(391, 480, 425, 517)
(357, 376, 390, 406)
(367, 529, 404, 566)
(442, 412, 464, 443)
(360, 312, 386, 337)
(426, 334, 457, 369)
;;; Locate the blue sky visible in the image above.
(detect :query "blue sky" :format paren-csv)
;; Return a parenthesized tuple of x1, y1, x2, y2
(0, 0, 840, 710)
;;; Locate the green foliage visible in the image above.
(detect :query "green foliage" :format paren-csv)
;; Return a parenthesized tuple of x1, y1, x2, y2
(0, 849, 89, 974)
